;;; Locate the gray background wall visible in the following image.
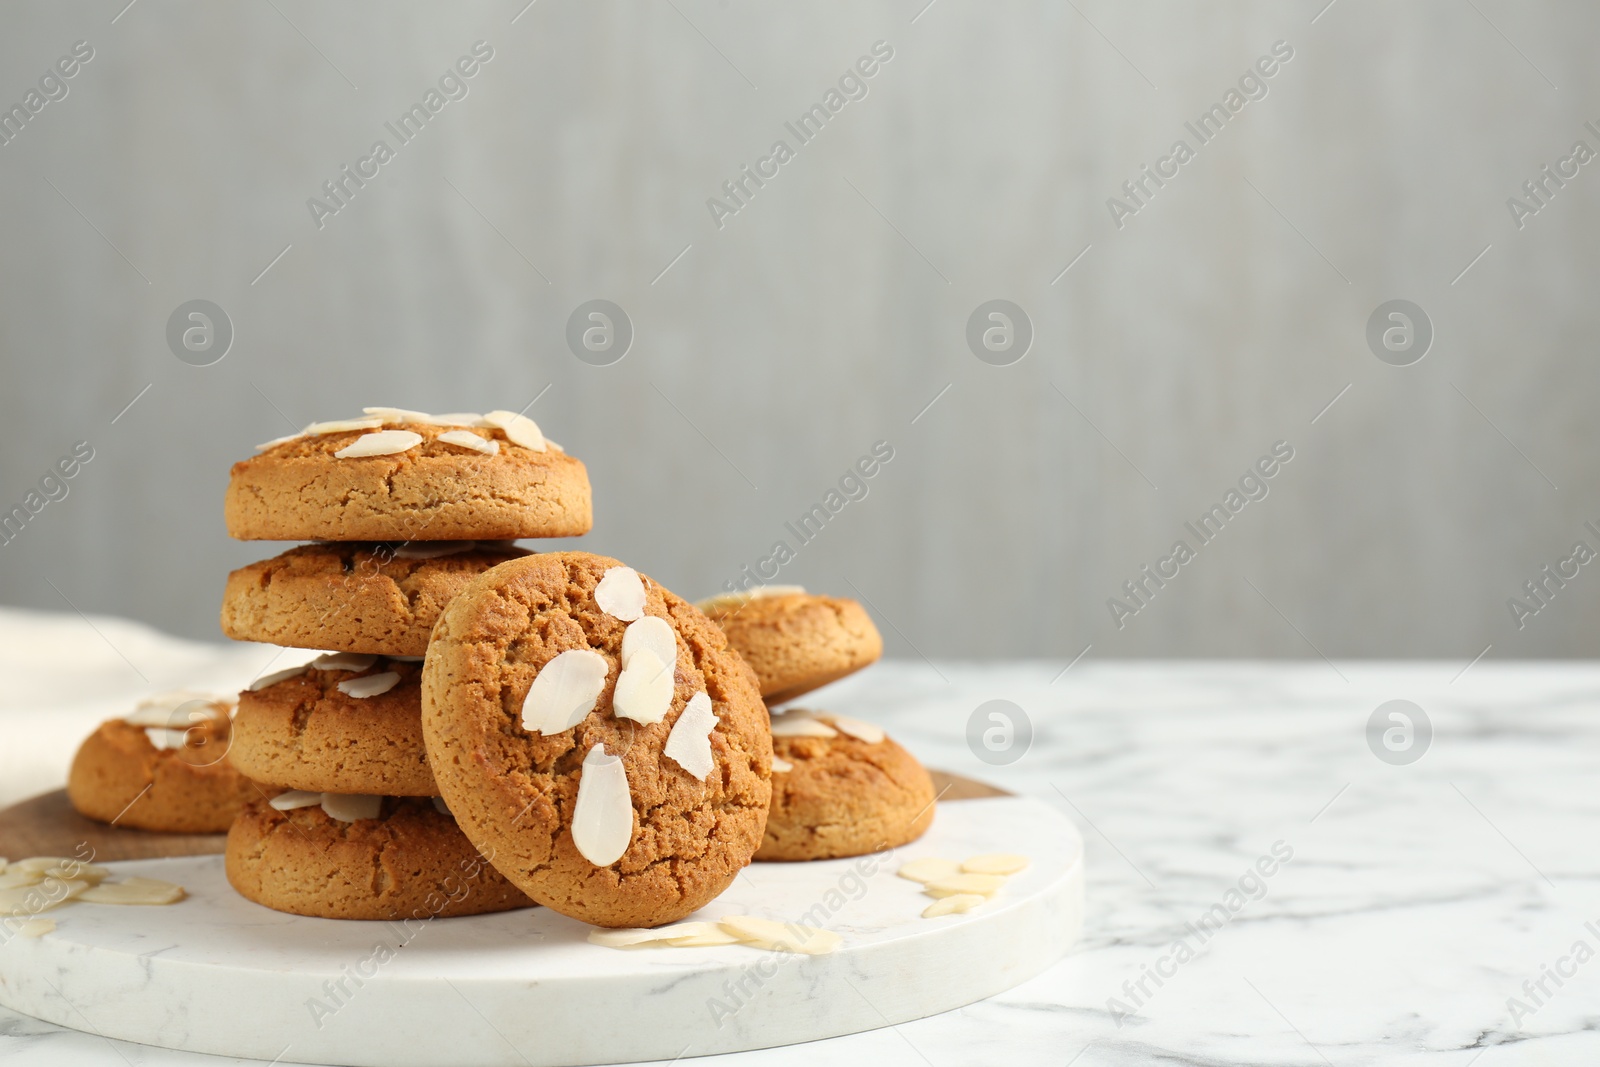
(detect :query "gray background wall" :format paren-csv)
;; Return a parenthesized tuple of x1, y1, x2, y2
(0, 0, 1595, 662)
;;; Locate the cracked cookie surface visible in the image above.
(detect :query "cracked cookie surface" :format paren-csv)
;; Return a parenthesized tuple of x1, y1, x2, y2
(225, 424, 591, 541)
(756, 730, 935, 861)
(700, 592, 883, 704)
(221, 542, 529, 655)
(225, 797, 533, 920)
(421, 552, 772, 928)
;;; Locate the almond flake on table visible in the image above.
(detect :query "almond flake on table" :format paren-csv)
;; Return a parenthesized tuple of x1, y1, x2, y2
(961, 853, 1030, 876)
(334, 429, 423, 458)
(79, 877, 186, 906)
(923, 873, 1007, 898)
(481, 410, 546, 451)
(594, 566, 646, 621)
(896, 857, 961, 884)
(436, 430, 499, 455)
(718, 915, 841, 955)
(922, 893, 987, 918)
(663, 691, 717, 780)
(571, 744, 633, 867)
(521, 649, 609, 734)
(587, 921, 726, 949)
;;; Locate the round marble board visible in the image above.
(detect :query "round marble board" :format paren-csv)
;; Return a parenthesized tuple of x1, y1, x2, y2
(0, 796, 1082, 1066)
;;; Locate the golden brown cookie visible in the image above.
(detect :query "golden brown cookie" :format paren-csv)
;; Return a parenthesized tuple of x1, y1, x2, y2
(225, 796, 533, 920)
(67, 698, 268, 833)
(421, 552, 772, 928)
(221, 541, 530, 656)
(230, 657, 436, 796)
(225, 416, 591, 542)
(756, 710, 935, 861)
(697, 590, 883, 704)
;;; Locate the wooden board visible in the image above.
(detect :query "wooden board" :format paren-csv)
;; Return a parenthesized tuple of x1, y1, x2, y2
(0, 770, 1007, 862)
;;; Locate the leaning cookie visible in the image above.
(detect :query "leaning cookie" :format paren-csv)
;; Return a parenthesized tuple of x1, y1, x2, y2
(229, 655, 436, 796)
(756, 709, 935, 862)
(221, 541, 529, 656)
(67, 693, 267, 833)
(422, 552, 772, 928)
(696, 588, 883, 705)
(225, 410, 591, 542)
(225, 795, 532, 920)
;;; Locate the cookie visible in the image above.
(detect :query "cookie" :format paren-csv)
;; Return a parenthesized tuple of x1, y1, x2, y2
(229, 656, 436, 796)
(755, 709, 935, 862)
(696, 589, 883, 704)
(225, 796, 533, 920)
(225, 411, 591, 542)
(421, 552, 772, 928)
(221, 541, 529, 656)
(67, 695, 267, 833)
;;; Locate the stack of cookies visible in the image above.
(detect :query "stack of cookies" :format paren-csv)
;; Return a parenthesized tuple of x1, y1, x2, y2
(216, 407, 591, 920)
(696, 588, 937, 862)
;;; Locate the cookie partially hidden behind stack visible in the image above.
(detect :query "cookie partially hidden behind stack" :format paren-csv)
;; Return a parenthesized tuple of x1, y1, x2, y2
(696, 587, 883, 704)
(219, 407, 587, 921)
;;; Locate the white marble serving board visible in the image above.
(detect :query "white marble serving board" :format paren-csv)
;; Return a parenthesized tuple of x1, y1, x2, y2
(0, 796, 1082, 1067)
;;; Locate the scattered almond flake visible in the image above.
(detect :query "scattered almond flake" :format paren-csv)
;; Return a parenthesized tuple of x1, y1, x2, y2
(361, 407, 435, 424)
(427, 412, 489, 426)
(338, 671, 400, 699)
(393, 541, 477, 559)
(922, 893, 987, 918)
(825, 715, 885, 744)
(482, 410, 547, 452)
(79, 877, 186, 906)
(571, 744, 633, 867)
(38, 862, 109, 885)
(718, 915, 841, 956)
(269, 790, 324, 812)
(320, 793, 383, 822)
(664, 692, 717, 780)
(612, 649, 674, 725)
(311, 652, 379, 673)
(923, 873, 1007, 899)
(334, 429, 423, 459)
(693, 585, 807, 615)
(587, 921, 725, 949)
(768, 711, 837, 738)
(521, 649, 609, 734)
(0, 869, 44, 890)
(0, 858, 7, 875)
(255, 432, 304, 451)
(305, 417, 385, 435)
(17, 918, 55, 938)
(15, 857, 79, 874)
(620, 616, 676, 672)
(961, 853, 1030, 876)
(896, 858, 961, 884)
(144, 727, 189, 751)
(666, 928, 744, 947)
(594, 566, 646, 621)
(437, 429, 500, 455)
(770, 757, 793, 773)
(249, 664, 309, 691)
(0, 879, 90, 915)
(432, 796, 451, 816)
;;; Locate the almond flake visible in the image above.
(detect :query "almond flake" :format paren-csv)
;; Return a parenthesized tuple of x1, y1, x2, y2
(521, 649, 609, 734)
(320, 793, 383, 822)
(923, 873, 1007, 898)
(0, 879, 89, 915)
(718, 915, 840, 955)
(0, 869, 43, 890)
(587, 921, 725, 949)
(17, 918, 55, 938)
(594, 566, 646, 621)
(334, 429, 423, 458)
(311, 652, 379, 673)
(306, 418, 385, 435)
(482, 410, 547, 451)
(338, 671, 400, 698)
(79, 877, 186, 906)
(144, 727, 189, 751)
(393, 541, 476, 559)
(922, 893, 986, 918)
(571, 744, 633, 867)
(269, 790, 324, 812)
(37, 862, 108, 885)
(620, 616, 676, 672)
(826, 715, 885, 744)
(693, 585, 808, 615)
(770, 757, 793, 773)
(437, 429, 500, 455)
(664, 691, 717, 780)
(665, 927, 744, 947)
(248, 665, 308, 691)
(15, 857, 80, 874)
(428, 412, 489, 426)
(612, 649, 674, 725)
(961, 853, 1030, 876)
(544, 438, 565, 452)
(896, 858, 961, 884)
(255, 432, 304, 451)
(768, 711, 837, 738)
(361, 407, 435, 424)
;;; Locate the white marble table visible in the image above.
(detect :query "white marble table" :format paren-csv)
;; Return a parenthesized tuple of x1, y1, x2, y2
(1, 607, 1596, 1065)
